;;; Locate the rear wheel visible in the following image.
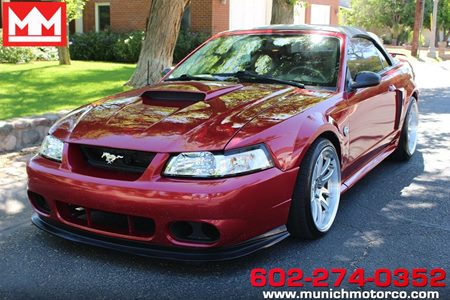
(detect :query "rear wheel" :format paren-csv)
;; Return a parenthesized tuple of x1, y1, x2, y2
(287, 138, 341, 239)
(392, 98, 419, 161)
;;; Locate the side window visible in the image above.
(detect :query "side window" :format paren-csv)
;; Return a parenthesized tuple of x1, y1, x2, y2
(347, 38, 389, 78)
(377, 50, 389, 69)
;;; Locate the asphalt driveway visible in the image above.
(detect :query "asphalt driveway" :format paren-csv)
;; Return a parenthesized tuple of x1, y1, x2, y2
(1, 61, 449, 299)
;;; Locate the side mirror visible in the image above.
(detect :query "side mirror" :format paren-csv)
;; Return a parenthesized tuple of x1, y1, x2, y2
(350, 71, 381, 90)
(161, 67, 173, 77)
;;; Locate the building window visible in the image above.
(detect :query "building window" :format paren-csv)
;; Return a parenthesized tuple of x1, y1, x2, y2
(310, 4, 331, 25)
(95, 3, 110, 32)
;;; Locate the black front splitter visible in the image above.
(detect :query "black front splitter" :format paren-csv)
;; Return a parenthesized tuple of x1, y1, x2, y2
(32, 214, 289, 262)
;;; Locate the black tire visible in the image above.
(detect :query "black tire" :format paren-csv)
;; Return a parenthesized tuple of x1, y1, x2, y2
(392, 98, 419, 161)
(287, 138, 341, 240)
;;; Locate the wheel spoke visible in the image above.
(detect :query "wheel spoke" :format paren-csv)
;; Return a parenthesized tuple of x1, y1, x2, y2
(320, 196, 329, 211)
(316, 154, 324, 174)
(311, 198, 318, 221)
(320, 163, 334, 184)
(320, 157, 331, 176)
(316, 199, 323, 224)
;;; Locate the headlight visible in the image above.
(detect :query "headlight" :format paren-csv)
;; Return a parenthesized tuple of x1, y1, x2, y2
(163, 145, 274, 178)
(39, 135, 64, 162)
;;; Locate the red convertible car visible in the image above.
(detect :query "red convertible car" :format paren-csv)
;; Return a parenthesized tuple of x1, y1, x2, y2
(27, 25, 418, 261)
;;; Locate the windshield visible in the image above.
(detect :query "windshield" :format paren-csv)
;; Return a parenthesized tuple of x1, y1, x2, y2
(168, 34, 341, 89)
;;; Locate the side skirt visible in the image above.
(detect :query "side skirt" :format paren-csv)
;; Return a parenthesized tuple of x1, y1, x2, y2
(340, 143, 397, 194)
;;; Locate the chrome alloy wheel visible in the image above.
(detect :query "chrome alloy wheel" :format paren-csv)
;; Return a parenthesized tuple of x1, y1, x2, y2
(310, 146, 341, 232)
(407, 100, 419, 155)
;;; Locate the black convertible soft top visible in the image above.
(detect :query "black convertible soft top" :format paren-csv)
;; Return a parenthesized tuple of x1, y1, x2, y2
(250, 24, 370, 39)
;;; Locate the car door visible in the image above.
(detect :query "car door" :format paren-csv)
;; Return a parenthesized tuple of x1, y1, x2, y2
(345, 37, 397, 164)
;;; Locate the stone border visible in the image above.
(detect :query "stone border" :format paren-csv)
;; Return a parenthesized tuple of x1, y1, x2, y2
(0, 111, 69, 153)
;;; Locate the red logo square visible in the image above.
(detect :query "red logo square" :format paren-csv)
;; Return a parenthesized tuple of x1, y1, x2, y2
(2, 2, 67, 47)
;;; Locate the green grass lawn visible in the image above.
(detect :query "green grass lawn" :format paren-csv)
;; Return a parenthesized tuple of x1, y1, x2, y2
(0, 61, 135, 120)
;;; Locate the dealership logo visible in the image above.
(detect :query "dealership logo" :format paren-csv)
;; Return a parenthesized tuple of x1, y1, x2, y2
(2, 2, 67, 47)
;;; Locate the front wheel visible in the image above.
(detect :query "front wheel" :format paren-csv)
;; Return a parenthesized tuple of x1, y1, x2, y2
(287, 138, 341, 239)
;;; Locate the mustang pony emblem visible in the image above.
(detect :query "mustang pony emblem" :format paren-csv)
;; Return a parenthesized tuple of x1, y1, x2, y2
(101, 152, 124, 164)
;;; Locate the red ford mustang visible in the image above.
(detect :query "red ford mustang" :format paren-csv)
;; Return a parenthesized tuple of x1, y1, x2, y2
(27, 25, 418, 261)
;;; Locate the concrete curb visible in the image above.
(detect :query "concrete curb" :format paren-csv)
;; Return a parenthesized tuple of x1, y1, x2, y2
(0, 111, 69, 153)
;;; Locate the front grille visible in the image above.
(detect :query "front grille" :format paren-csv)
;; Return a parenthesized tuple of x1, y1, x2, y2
(79, 145, 155, 174)
(56, 201, 155, 238)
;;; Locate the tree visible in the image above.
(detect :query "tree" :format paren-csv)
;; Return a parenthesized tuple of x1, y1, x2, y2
(271, 0, 304, 25)
(128, 0, 191, 88)
(342, 0, 416, 44)
(411, 0, 424, 57)
(59, 0, 87, 65)
(438, 0, 450, 42)
(377, 0, 416, 44)
(341, 0, 379, 30)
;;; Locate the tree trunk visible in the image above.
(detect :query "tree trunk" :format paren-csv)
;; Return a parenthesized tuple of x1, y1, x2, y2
(411, 0, 424, 57)
(58, 20, 71, 65)
(58, 47, 71, 65)
(271, 0, 294, 25)
(128, 0, 190, 88)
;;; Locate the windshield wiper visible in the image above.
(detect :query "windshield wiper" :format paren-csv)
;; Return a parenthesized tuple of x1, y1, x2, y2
(165, 72, 305, 89)
(164, 74, 220, 82)
(213, 71, 305, 89)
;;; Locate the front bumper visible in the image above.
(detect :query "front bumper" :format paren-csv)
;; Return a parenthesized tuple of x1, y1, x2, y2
(27, 155, 298, 259)
(32, 214, 289, 261)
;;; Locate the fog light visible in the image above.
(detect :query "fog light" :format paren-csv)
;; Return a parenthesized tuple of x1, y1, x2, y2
(170, 221, 220, 243)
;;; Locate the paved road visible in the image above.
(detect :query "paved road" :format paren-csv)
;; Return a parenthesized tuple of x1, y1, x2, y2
(1, 61, 449, 299)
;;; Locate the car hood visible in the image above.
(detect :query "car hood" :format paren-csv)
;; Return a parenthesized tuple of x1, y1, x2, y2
(51, 81, 333, 152)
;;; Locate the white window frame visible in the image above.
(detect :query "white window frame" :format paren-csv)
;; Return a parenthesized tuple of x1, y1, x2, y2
(95, 2, 110, 32)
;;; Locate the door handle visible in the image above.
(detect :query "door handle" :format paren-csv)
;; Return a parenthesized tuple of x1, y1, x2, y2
(388, 85, 397, 92)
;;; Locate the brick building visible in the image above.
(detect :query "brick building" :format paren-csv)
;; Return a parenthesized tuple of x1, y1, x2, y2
(0, 0, 349, 34)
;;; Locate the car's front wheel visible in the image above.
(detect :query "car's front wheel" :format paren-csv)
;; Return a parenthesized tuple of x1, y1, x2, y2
(287, 138, 341, 239)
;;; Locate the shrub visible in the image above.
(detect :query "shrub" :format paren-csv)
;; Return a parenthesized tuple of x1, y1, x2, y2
(398, 30, 410, 45)
(380, 34, 392, 45)
(112, 31, 145, 63)
(0, 30, 58, 63)
(0, 44, 34, 64)
(0, 32, 34, 64)
(407, 31, 425, 46)
(70, 31, 144, 62)
(173, 30, 209, 63)
(70, 31, 118, 61)
(32, 47, 59, 61)
(69, 30, 209, 64)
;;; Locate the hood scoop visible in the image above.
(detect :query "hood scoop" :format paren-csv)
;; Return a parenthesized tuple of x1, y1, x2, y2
(141, 90, 206, 105)
(141, 83, 244, 105)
